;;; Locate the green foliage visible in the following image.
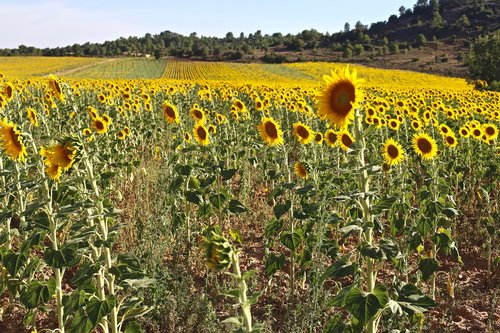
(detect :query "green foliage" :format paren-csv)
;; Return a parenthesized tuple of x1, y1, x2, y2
(466, 30, 500, 84)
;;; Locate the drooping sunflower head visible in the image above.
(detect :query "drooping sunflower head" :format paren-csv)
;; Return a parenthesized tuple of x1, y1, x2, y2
(193, 123, 210, 146)
(162, 101, 179, 124)
(294, 161, 309, 180)
(293, 122, 314, 145)
(0, 118, 27, 162)
(337, 130, 355, 151)
(412, 132, 438, 160)
(40, 139, 78, 171)
(3, 82, 14, 101)
(184, 131, 191, 143)
(47, 75, 65, 102)
(382, 138, 405, 166)
(203, 229, 233, 271)
(26, 107, 39, 127)
(258, 117, 284, 146)
(87, 106, 98, 119)
(318, 66, 363, 128)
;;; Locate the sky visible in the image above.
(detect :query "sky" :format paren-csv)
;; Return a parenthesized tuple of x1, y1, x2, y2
(0, 0, 418, 49)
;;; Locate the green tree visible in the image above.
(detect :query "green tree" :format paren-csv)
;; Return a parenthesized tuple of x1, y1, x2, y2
(466, 30, 500, 84)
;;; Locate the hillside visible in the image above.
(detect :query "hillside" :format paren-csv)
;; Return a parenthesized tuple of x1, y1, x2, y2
(0, 0, 498, 78)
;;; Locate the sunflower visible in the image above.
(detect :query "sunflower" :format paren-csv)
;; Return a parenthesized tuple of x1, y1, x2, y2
(193, 123, 210, 146)
(459, 126, 470, 138)
(27, 107, 39, 127)
(443, 134, 458, 148)
(45, 164, 62, 181)
(82, 128, 92, 136)
(314, 132, 323, 144)
(184, 132, 191, 143)
(388, 119, 401, 131)
(3, 82, 14, 101)
(87, 106, 98, 119)
(47, 75, 65, 102)
(294, 162, 308, 180)
(0, 118, 27, 162)
(40, 140, 77, 171)
(162, 101, 179, 124)
(482, 123, 498, 140)
(123, 126, 130, 136)
(117, 130, 126, 140)
(208, 124, 217, 134)
(412, 133, 438, 160)
(438, 124, 451, 136)
(93, 116, 108, 134)
(190, 106, 205, 123)
(337, 130, 355, 151)
(258, 117, 284, 146)
(324, 129, 337, 147)
(318, 66, 363, 128)
(382, 139, 405, 166)
(293, 122, 314, 145)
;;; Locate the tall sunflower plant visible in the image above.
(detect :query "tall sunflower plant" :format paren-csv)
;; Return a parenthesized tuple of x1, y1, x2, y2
(317, 66, 436, 333)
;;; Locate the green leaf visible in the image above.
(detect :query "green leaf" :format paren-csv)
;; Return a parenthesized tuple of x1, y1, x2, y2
(321, 256, 357, 282)
(20, 279, 56, 309)
(44, 244, 80, 268)
(379, 239, 401, 261)
(220, 168, 238, 181)
(185, 190, 203, 205)
(328, 285, 355, 308)
(418, 257, 439, 281)
(432, 229, 452, 253)
(415, 217, 434, 237)
(264, 218, 283, 238)
(87, 294, 116, 326)
(323, 314, 346, 333)
(372, 196, 398, 214)
(20, 232, 44, 254)
(359, 244, 384, 260)
(345, 286, 386, 326)
(274, 200, 291, 220)
(68, 309, 93, 333)
(296, 184, 315, 195)
(228, 199, 247, 214)
(209, 192, 228, 209)
(442, 207, 459, 218)
(32, 211, 50, 231)
(264, 253, 285, 278)
(280, 232, 301, 252)
(395, 284, 437, 314)
(3, 252, 27, 276)
(175, 164, 192, 176)
(124, 321, 144, 333)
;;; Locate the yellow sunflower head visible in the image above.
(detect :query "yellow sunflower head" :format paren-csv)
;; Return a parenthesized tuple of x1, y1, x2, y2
(318, 66, 363, 128)
(258, 117, 284, 146)
(382, 138, 405, 166)
(443, 134, 458, 148)
(162, 101, 179, 124)
(293, 122, 314, 145)
(117, 130, 126, 140)
(27, 107, 39, 127)
(337, 130, 355, 151)
(193, 123, 210, 146)
(0, 118, 27, 162)
(93, 116, 108, 134)
(412, 132, 438, 160)
(184, 131, 192, 143)
(294, 162, 309, 180)
(190, 106, 205, 123)
(324, 129, 338, 147)
(40, 139, 78, 171)
(459, 126, 470, 138)
(314, 132, 323, 145)
(482, 123, 498, 140)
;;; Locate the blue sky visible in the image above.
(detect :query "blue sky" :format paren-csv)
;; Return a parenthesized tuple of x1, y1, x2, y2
(0, 0, 417, 48)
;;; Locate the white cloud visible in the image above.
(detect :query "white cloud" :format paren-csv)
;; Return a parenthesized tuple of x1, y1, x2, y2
(0, 0, 144, 48)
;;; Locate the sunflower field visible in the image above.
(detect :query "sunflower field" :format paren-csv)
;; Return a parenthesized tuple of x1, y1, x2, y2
(0, 58, 499, 333)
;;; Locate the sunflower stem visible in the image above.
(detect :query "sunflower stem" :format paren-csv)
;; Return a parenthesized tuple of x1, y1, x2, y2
(0, 157, 11, 250)
(283, 144, 295, 301)
(353, 108, 378, 333)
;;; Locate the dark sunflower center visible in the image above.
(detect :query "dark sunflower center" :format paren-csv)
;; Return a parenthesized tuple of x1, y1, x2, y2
(95, 121, 104, 131)
(417, 138, 432, 154)
(441, 127, 448, 134)
(387, 145, 399, 159)
(329, 81, 355, 116)
(6, 86, 13, 98)
(341, 134, 353, 147)
(446, 136, 455, 145)
(10, 129, 22, 151)
(297, 126, 309, 139)
(265, 122, 278, 139)
(194, 110, 203, 119)
(327, 133, 336, 143)
(485, 127, 495, 136)
(197, 126, 207, 140)
(473, 129, 481, 136)
(165, 106, 175, 118)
